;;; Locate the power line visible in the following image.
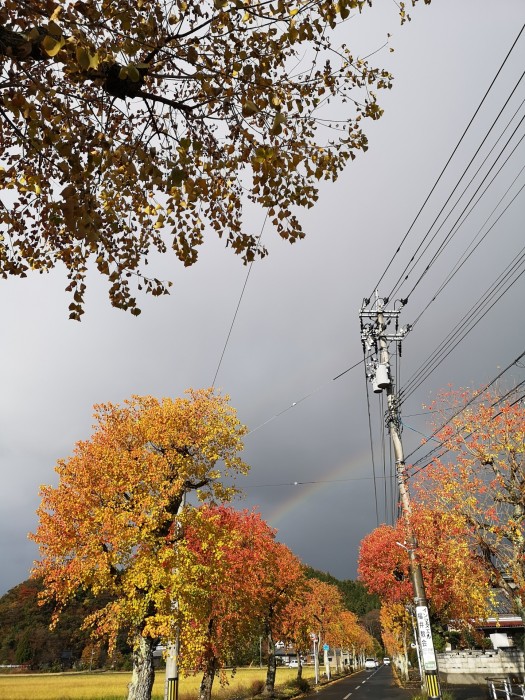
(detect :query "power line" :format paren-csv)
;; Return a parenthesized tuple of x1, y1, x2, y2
(245, 474, 396, 488)
(404, 347, 525, 468)
(410, 170, 525, 328)
(364, 366, 380, 526)
(245, 356, 364, 437)
(368, 23, 525, 300)
(399, 247, 525, 404)
(387, 82, 525, 301)
(211, 216, 267, 387)
(398, 118, 525, 301)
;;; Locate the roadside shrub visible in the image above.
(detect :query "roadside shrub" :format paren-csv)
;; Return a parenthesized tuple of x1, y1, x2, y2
(289, 677, 310, 693)
(250, 679, 266, 696)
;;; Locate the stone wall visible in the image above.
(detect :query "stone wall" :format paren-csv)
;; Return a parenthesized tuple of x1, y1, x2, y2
(437, 649, 525, 684)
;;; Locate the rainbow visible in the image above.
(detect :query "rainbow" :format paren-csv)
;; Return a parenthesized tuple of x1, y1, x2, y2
(262, 448, 375, 527)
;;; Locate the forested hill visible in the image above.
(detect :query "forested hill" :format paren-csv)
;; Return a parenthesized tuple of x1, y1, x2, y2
(0, 578, 131, 670)
(0, 571, 379, 670)
(305, 566, 380, 615)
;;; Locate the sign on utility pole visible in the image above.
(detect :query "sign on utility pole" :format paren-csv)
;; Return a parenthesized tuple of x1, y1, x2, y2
(359, 293, 441, 700)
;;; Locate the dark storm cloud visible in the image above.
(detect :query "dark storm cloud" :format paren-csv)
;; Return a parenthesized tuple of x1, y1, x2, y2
(1, 0, 524, 595)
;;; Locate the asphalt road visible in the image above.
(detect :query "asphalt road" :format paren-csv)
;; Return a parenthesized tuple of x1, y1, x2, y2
(312, 667, 491, 700)
(314, 665, 414, 700)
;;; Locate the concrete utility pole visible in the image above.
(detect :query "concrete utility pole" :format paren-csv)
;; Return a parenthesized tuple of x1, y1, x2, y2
(164, 491, 187, 700)
(359, 293, 441, 700)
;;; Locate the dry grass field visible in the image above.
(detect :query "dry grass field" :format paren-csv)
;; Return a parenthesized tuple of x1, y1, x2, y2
(0, 665, 316, 700)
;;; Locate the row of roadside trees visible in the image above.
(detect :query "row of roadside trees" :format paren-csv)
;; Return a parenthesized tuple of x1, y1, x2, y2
(30, 389, 377, 700)
(357, 388, 525, 678)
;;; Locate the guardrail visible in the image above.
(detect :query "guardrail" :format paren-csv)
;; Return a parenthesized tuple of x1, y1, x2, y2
(487, 677, 525, 700)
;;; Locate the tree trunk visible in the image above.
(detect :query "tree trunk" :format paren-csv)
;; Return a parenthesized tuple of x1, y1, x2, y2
(297, 653, 303, 680)
(127, 633, 155, 700)
(263, 625, 277, 696)
(199, 653, 218, 700)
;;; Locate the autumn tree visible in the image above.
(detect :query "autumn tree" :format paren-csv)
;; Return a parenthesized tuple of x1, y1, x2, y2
(0, 0, 430, 317)
(379, 603, 411, 680)
(326, 609, 376, 671)
(279, 578, 343, 678)
(30, 389, 247, 700)
(414, 388, 525, 627)
(255, 542, 305, 696)
(279, 576, 376, 677)
(176, 506, 284, 700)
(358, 506, 491, 624)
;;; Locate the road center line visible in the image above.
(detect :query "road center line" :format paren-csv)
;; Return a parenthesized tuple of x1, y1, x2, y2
(343, 694, 352, 699)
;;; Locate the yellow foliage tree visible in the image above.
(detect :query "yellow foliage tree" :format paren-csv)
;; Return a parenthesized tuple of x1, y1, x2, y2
(1, 0, 430, 317)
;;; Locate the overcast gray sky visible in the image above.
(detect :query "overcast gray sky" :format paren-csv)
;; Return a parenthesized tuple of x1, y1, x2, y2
(1, 0, 524, 596)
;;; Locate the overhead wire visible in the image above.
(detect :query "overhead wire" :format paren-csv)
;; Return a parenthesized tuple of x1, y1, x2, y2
(245, 356, 364, 437)
(398, 117, 525, 301)
(245, 473, 399, 489)
(211, 215, 267, 387)
(393, 172, 525, 402)
(367, 23, 525, 301)
(386, 81, 525, 301)
(403, 348, 525, 468)
(380, 390, 388, 523)
(399, 245, 525, 405)
(364, 366, 380, 527)
(409, 169, 525, 328)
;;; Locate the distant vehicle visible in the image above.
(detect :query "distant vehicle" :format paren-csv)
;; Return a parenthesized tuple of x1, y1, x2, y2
(364, 658, 377, 670)
(383, 657, 391, 665)
(287, 659, 299, 668)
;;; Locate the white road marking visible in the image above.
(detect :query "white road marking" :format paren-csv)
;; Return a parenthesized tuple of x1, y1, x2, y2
(343, 694, 352, 699)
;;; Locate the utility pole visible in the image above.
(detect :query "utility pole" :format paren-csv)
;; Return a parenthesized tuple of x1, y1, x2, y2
(359, 293, 441, 700)
(164, 491, 187, 700)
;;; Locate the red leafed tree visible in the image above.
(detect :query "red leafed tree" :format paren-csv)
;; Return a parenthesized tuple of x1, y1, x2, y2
(414, 388, 525, 628)
(177, 506, 284, 700)
(256, 542, 306, 696)
(358, 505, 491, 625)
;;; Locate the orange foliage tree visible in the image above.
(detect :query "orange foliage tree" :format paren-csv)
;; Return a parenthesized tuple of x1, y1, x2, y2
(414, 388, 525, 625)
(327, 609, 377, 670)
(30, 389, 247, 700)
(279, 579, 343, 677)
(358, 504, 492, 674)
(176, 506, 286, 700)
(280, 579, 376, 676)
(379, 603, 411, 679)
